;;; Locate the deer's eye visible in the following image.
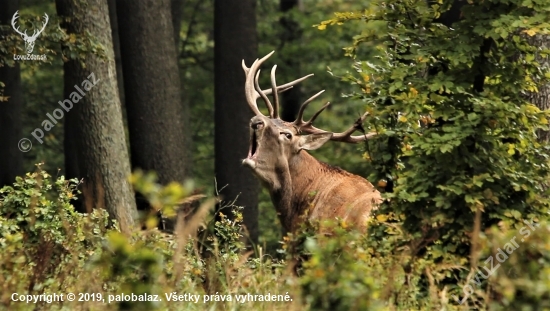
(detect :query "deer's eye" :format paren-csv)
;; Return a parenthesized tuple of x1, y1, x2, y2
(281, 132, 292, 139)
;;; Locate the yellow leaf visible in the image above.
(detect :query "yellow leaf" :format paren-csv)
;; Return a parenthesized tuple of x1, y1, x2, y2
(361, 73, 370, 82)
(398, 115, 408, 122)
(317, 24, 327, 30)
(410, 87, 418, 96)
(523, 28, 537, 37)
(508, 144, 515, 155)
(376, 214, 388, 222)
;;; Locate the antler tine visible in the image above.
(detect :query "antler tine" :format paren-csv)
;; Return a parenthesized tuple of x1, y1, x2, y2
(270, 65, 280, 118)
(241, 59, 251, 74)
(243, 63, 311, 96)
(293, 90, 325, 127)
(243, 52, 273, 116)
(306, 102, 331, 126)
(262, 73, 313, 97)
(329, 111, 377, 143)
(254, 69, 274, 118)
(242, 51, 315, 118)
(298, 106, 376, 143)
(252, 77, 305, 100)
(243, 60, 263, 116)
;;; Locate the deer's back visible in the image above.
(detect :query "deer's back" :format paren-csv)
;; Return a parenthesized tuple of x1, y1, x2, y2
(295, 162, 381, 229)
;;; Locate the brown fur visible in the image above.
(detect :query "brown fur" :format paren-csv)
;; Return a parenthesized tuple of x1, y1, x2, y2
(243, 116, 381, 233)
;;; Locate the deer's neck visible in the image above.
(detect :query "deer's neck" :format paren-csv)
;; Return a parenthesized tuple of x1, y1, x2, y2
(270, 151, 326, 233)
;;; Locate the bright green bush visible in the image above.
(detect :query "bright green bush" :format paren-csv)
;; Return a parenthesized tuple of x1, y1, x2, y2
(315, 0, 550, 308)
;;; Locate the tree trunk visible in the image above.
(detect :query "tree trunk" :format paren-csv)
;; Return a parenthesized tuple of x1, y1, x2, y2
(0, 0, 23, 188)
(524, 34, 550, 143)
(214, 0, 259, 243)
(117, 0, 189, 229)
(171, 0, 185, 48)
(56, 0, 137, 234)
(107, 0, 125, 108)
(279, 0, 303, 122)
(171, 0, 193, 183)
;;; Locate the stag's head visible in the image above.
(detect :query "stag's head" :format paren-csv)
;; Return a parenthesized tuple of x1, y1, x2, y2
(11, 11, 49, 54)
(241, 51, 375, 188)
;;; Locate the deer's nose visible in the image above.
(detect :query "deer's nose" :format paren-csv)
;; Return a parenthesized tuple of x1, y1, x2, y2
(252, 121, 264, 130)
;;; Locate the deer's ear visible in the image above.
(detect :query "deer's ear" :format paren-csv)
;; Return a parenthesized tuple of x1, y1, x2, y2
(298, 133, 333, 151)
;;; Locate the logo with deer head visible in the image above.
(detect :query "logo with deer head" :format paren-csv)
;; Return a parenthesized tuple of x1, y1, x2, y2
(11, 11, 49, 54)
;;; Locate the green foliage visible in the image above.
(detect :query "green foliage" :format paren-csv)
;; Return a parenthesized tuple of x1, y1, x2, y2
(0, 167, 303, 310)
(299, 220, 550, 310)
(317, 0, 550, 308)
(0, 164, 110, 307)
(3, 164, 550, 310)
(486, 220, 550, 310)
(299, 224, 383, 311)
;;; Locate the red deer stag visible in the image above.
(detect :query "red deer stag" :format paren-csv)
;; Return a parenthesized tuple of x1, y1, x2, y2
(241, 51, 382, 233)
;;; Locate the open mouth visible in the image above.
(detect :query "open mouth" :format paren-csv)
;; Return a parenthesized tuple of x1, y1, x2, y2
(247, 131, 258, 159)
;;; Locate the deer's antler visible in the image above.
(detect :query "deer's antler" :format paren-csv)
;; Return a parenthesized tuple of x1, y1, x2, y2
(295, 103, 375, 143)
(242, 51, 312, 118)
(243, 51, 376, 143)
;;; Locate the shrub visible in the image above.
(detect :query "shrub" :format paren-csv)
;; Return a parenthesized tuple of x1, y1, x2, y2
(0, 164, 110, 309)
(316, 0, 550, 308)
(0, 167, 303, 311)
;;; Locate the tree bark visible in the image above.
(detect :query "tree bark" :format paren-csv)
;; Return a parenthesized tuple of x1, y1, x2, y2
(56, 0, 137, 234)
(107, 0, 125, 108)
(117, 0, 189, 230)
(171, 0, 193, 183)
(524, 34, 550, 143)
(214, 0, 259, 243)
(0, 0, 23, 188)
